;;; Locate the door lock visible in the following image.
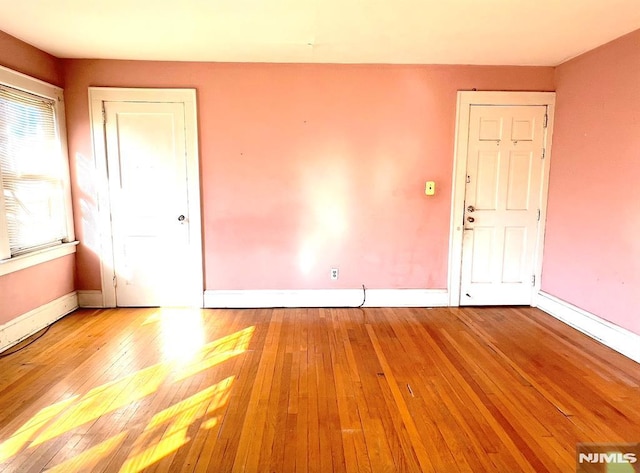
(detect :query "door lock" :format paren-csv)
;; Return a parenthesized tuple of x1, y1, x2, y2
(467, 216, 475, 223)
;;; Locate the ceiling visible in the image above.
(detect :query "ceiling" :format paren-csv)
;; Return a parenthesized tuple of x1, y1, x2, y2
(1, 0, 639, 66)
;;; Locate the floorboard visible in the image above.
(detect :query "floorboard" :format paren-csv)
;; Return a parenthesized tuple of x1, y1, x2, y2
(0, 306, 638, 472)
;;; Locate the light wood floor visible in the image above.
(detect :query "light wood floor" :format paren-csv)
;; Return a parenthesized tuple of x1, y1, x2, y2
(0, 306, 638, 472)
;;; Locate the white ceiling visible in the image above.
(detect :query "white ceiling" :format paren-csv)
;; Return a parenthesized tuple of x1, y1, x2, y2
(1, 0, 639, 66)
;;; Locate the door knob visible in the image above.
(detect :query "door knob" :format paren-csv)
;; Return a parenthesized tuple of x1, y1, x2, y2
(467, 205, 475, 212)
(467, 216, 475, 223)
(177, 215, 185, 222)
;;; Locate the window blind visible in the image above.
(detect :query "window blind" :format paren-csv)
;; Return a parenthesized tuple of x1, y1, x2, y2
(0, 85, 66, 255)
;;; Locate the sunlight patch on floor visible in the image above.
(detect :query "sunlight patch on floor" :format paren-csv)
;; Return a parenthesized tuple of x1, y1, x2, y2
(174, 325, 254, 382)
(0, 325, 253, 467)
(119, 376, 234, 473)
(158, 308, 206, 363)
(31, 362, 170, 447)
(0, 396, 78, 462)
(46, 432, 129, 473)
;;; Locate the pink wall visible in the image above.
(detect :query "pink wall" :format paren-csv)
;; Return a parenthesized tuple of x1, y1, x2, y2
(0, 255, 75, 324)
(1, 23, 637, 335)
(63, 60, 553, 291)
(0, 30, 62, 86)
(542, 29, 640, 335)
(0, 32, 74, 325)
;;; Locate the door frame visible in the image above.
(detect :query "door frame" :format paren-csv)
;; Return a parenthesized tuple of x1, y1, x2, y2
(447, 91, 556, 307)
(89, 87, 203, 308)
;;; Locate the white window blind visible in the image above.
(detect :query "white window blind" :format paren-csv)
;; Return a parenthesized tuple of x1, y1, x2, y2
(0, 85, 66, 256)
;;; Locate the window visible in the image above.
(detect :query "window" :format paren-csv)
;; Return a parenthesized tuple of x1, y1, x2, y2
(0, 65, 75, 274)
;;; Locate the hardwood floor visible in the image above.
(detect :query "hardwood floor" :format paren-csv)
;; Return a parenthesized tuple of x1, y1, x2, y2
(0, 306, 638, 472)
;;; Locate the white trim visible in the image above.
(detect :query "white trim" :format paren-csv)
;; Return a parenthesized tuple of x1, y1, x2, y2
(88, 87, 203, 308)
(77, 290, 104, 308)
(203, 289, 449, 308)
(448, 91, 556, 307)
(0, 292, 78, 354)
(537, 291, 640, 364)
(0, 162, 9, 260)
(0, 64, 62, 99)
(56, 87, 76, 245)
(0, 241, 77, 277)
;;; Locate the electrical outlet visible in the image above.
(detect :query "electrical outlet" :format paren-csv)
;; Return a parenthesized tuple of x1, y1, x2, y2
(330, 268, 339, 280)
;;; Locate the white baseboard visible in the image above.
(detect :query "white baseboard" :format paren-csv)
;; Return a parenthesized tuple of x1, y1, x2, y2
(78, 290, 104, 308)
(537, 291, 640, 364)
(203, 288, 449, 309)
(0, 292, 78, 353)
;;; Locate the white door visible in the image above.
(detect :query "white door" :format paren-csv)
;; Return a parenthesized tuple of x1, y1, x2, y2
(460, 105, 546, 305)
(104, 101, 199, 307)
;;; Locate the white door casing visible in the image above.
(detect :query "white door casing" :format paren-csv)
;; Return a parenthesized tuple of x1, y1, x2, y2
(448, 92, 555, 307)
(89, 88, 203, 308)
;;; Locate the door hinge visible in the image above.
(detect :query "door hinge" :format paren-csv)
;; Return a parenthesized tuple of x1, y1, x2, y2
(531, 275, 536, 286)
(102, 106, 106, 125)
(537, 209, 541, 221)
(543, 113, 548, 128)
(541, 147, 546, 159)
(113, 275, 117, 287)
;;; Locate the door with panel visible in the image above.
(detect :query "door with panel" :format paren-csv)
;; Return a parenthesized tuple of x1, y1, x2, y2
(104, 101, 198, 307)
(460, 105, 547, 305)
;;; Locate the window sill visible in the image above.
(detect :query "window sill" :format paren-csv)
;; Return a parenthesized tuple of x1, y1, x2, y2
(0, 241, 78, 277)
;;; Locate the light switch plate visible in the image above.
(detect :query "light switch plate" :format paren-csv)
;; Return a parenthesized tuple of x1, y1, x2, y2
(425, 181, 435, 196)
